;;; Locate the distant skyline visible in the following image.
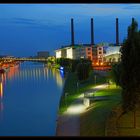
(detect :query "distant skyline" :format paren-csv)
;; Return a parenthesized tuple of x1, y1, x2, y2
(0, 4, 140, 57)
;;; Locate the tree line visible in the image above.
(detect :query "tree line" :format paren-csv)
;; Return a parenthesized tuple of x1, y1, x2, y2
(55, 58, 92, 81)
(111, 18, 140, 113)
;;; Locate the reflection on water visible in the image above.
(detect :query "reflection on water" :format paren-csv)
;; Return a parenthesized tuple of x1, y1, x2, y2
(0, 62, 65, 136)
(0, 81, 3, 99)
(0, 63, 64, 89)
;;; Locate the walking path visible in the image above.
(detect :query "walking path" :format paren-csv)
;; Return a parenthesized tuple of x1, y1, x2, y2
(56, 83, 108, 136)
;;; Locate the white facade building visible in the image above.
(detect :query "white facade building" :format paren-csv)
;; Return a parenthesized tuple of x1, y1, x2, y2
(66, 47, 76, 59)
(55, 49, 62, 58)
(104, 46, 121, 56)
(103, 45, 121, 62)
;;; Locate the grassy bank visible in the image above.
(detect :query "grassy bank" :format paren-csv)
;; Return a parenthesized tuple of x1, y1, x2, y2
(58, 71, 107, 114)
(80, 84, 122, 136)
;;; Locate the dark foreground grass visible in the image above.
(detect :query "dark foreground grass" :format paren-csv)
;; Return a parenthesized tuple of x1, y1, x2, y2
(117, 106, 140, 136)
(80, 84, 122, 136)
(58, 71, 107, 114)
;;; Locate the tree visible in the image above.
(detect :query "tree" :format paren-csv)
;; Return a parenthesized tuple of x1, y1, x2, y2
(120, 18, 140, 113)
(76, 61, 92, 81)
(109, 63, 122, 86)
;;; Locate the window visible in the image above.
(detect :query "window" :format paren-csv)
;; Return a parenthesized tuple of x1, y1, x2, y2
(88, 56, 91, 60)
(88, 48, 91, 51)
(99, 47, 102, 50)
(99, 52, 102, 54)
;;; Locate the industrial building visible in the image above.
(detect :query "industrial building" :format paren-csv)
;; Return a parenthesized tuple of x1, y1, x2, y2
(103, 45, 121, 63)
(55, 18, 121, 68)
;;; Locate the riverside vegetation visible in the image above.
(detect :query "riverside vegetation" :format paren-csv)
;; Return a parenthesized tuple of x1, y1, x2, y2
(55, 18, 140, 136)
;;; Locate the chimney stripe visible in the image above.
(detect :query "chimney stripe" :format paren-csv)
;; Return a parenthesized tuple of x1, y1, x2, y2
(116, 18, 119, 46)
(71, 18, 74, 46)
(91, 18, 94, 45)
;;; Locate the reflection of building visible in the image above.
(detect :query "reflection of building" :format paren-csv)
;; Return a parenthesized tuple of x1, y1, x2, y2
(37, 51, 49, 58)
(50, 67, 64, 88)
(0, 73, 4, 118)
(0, 79, 3, 99)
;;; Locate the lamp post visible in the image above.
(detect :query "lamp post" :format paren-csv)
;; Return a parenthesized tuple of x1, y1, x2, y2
(65, 92, 68, 108)
(94, 75, 96, 85)
(77, 82, 79, 93)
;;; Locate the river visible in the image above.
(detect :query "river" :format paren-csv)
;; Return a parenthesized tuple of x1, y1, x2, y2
(0, 61, 65, 136)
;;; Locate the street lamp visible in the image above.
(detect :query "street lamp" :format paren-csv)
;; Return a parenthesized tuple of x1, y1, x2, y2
(77, 82, 79, 93)
(65, 92, 68, 108)
(94, 75, 97, 85)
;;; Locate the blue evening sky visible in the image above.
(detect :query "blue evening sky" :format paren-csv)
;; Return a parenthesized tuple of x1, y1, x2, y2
(0, 4, 140, 57)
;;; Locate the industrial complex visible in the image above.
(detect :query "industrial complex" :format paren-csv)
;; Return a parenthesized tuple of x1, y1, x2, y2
(55, 18, 121, 69)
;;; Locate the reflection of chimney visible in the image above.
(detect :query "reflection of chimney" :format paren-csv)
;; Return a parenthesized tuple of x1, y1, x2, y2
(116, 18, 119, 46)
(91, 18, 94, 45)
(71, 18, 74, 46)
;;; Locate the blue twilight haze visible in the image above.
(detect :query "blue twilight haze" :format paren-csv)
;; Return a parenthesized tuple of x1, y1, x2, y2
(0, 4, 140, 57)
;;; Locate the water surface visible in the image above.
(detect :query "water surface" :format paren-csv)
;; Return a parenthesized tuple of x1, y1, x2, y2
(0, 62, 64, 136)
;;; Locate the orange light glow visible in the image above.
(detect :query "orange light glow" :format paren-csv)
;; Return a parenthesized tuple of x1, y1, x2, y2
(96, 62, 99, 65)
(0, 82, 3, 99)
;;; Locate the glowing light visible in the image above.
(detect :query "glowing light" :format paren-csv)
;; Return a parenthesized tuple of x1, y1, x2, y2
(0, 82, 3, 99)
(60, 67, 64, 70)
(94, 84, 108, 90)
(67, 104, 86, 115)
(100, 62, 103, 65)
(83, 98, 90, 108)
(96, 62, 99, 65)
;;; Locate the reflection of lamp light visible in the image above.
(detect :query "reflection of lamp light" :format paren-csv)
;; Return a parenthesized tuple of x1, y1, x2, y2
(60, 70, 64, 78)
(0, 82, 3, 99)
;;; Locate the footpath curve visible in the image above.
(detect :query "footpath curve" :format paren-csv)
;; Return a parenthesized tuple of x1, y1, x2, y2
(56, 83, 108, 136)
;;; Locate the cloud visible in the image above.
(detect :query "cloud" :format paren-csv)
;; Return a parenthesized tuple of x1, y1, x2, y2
(123, 4, 140, 10)
(11, 17, 39, 25)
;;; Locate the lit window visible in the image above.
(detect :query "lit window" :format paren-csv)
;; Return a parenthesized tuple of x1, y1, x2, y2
(96, 62, 99, 65)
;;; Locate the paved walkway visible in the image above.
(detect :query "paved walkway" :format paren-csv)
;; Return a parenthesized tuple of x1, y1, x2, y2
(56, 83, 108, 136)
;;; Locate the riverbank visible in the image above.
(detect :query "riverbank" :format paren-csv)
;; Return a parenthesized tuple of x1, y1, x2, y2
(56, 83, 108, 136)
(58, 71, 107, 114)
(80, 84, 122, 136)
(56, 68, 126, 136)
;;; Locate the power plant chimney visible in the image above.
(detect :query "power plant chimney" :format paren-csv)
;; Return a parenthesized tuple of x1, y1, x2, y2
(132, 17, 135, 24)
(91, 18, 94, 45)
(71, 18, 74, 46)
(116, 18, 119, 46)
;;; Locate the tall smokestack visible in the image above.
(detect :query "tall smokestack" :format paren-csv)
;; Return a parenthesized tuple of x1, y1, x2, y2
(132, 17, 135, 24)
(71, 18, 74, 46)
(116, 18, 119, 46)
(91, 18, 94, 45)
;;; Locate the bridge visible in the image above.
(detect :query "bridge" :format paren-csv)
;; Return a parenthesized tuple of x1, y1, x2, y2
(0, 57, 48, 62)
